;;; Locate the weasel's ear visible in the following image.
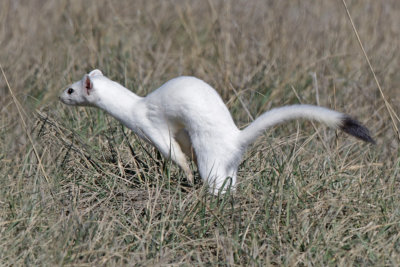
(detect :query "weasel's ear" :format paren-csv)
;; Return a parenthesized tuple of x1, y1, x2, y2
(84, 75, 93, 95)
(89, 69, 103, 77)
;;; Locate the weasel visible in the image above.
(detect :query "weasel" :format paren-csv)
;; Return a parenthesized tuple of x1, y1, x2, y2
(60, 69, 374, 193)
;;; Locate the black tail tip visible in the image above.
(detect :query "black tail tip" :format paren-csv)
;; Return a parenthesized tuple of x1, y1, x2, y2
(340, 116, 376, 144)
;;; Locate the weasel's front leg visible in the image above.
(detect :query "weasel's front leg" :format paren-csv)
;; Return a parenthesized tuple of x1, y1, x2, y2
(170, 146, 194, 185)
(145, 130, 194, 185)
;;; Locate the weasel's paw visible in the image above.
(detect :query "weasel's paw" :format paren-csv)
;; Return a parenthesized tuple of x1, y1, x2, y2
(186, 172, 194, 185)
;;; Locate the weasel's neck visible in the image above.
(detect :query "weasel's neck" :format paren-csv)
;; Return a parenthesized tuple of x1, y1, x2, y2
(94, 81, 145, 131)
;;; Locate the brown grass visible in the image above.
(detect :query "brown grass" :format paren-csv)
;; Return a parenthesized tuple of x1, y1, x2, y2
(1, 0, 399, 265)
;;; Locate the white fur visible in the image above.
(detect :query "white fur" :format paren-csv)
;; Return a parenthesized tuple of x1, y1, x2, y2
(60, 70, 347, 194)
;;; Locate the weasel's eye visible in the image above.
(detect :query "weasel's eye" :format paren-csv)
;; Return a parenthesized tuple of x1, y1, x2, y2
(67, 88, 74, 94)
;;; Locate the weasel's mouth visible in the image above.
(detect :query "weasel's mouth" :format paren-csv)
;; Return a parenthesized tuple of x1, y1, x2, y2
(59, 95, 70, 105)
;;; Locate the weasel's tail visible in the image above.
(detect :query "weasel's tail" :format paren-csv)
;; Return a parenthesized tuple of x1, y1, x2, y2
(240, 104, 375, 148)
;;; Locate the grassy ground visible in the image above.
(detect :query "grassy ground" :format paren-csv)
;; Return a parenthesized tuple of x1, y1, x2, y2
(1, 0, 399, 265)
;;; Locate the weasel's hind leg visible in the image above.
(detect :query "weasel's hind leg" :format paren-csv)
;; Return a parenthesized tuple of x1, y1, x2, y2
(197, 157, 238, 195)
(190, 135, 241, 194)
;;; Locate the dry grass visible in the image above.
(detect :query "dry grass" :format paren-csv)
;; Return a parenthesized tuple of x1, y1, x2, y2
(1, 0, 399, 265)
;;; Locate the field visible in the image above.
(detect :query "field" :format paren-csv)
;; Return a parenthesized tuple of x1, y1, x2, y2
(1, 0, 399, 265)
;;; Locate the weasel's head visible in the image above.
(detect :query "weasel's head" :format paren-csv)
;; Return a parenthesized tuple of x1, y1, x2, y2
(59, 69, 104, 106)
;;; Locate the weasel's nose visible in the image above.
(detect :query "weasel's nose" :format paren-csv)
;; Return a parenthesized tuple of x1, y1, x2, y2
(59, 94, 65, 103)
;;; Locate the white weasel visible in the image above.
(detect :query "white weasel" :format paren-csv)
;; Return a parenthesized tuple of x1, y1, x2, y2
(60, 70, 374, 193)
